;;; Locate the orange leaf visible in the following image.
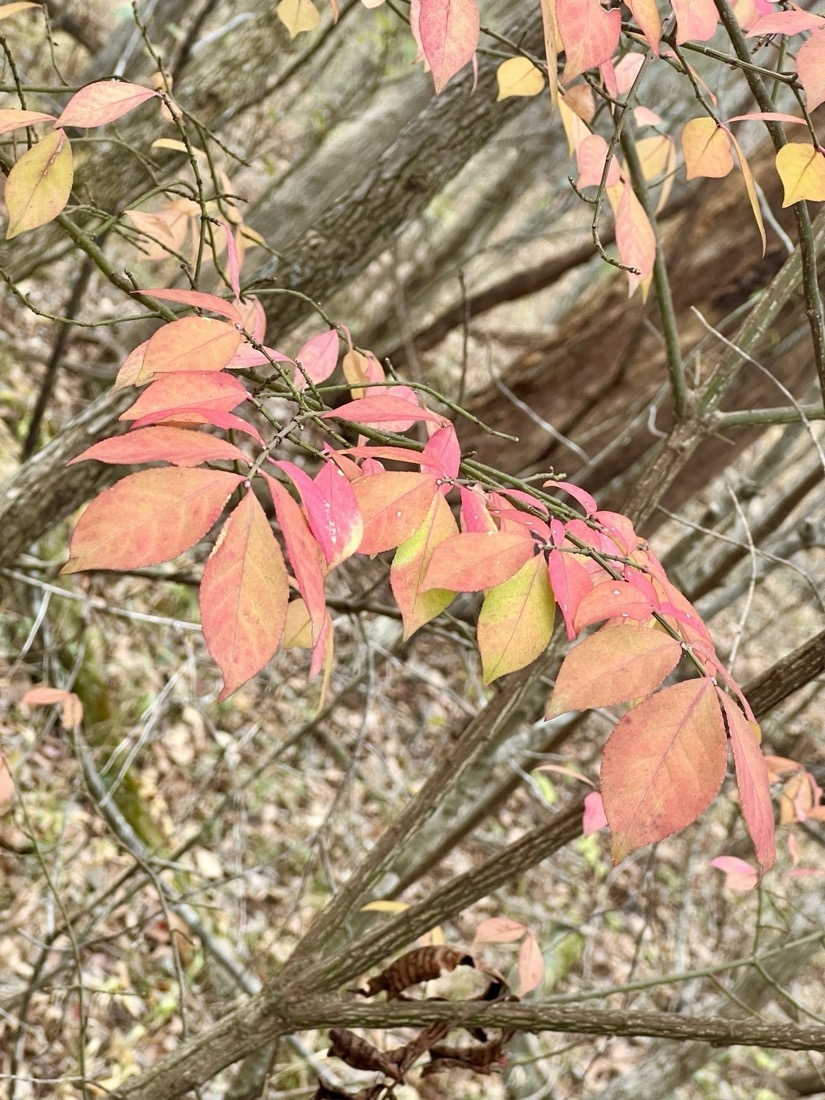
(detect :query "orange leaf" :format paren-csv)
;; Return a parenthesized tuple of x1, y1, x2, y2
(56, 80, 158, 128)
(200, 491, 288, 700)
(613, 179, 656, 297)
(557, 0, 620, 82)
(354, 471, 438, 556)
(69, 427, 249, 468)
(477, 554, 555, 683)
(626, 0, 661, 53)
(5, 129, 73, 238)
(572, 579, 654, 632)
(601, 678, 727, 862)
(776, 143, 825, 205)
(265, 475, 327, 646)
(419, 0, 479, 94)
(672, 0, 717, 43)
(547, 623, 682, 717)
(120, 371, 248, 420)
(727, 129, 766, 256)
(681, 118, 734, 179)
(473, 917, 527, 944)
(422, 530, 535, 592)
(718, 690, 776, 874)
(60, 468, 243, 573)
(136, 317, 242, 383)
(390, 491, 457, 638)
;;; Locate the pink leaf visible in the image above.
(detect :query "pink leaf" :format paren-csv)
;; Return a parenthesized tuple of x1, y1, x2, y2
(419, 0, 480, 93)
(718, 690, 776, 874)
(137, 287, 242, 323)
(797, 29, 825, 113)
(121, 371, 248, 420)
(295, 329, 340, 388)
(0, 754, 13, 806)
(709, 855, 759, 891)
(56, 80, 158, 128)
(544, 479, 597, 517)
(671, 0, 717, 43)
(321, 394, 444, 429)
(265, 475, 327, 645)
(583, 790, 608, 834)
(572, 579, 655, 632)
(614, 180, 656, 296)
(556, 0, 621, 82)
(60, 468, 244, 573)
(131, 407, 263, 445)
(518, 933, 544, 995)
(201, 491, 288, 700)
(422, 423, 461, 483)
(0, 109, 55, 134)
(548, 548, 594, 639)
(472, 917, 528, 944)
(576, 133, 621, 189)
(746, 6, 825, 36)
(313, 459, 364, 566)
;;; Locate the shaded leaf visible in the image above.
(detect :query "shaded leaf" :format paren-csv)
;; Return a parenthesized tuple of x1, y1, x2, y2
(718, 690, 776, 874)
(0, 109, 55, 133)
(131, 406, 263, 445)
(0, 755, 13, 806)
(422, 530, 535, 592)
(137, 317, 242, 383)
(613, 179, 656, 296)
(746, 7, 824, 35)
(390, 491, 457, 637)
(556, 0, 621, 82)
(518, 933, 544, 995)
(314, 459, 364, 566)
(626, 0, 661, 53)
(672, 0, 717, 43)
(265, 474, 327, 645)
(56, 80, 158, 128)
(5, 129, 72, 238)
(776, 143, 825, 205)
(727, 129, 766, 255)
(572, 579, 654, 632)
(68, 426, 249, 468)
(137, 287, 242, 323)
(547, 622, 682, 717)
(0, 2, 41, 17)
(419, 0, 480, 93)
(576, 132, 621, 188)
(473, 918, 527, 944)
(496, 57, 544, 100)
(797, 30, 825, 113)
(601, 678, 727, 862)
(681, 117, 734, 179)
(200, 491, 288, 700)
(121, 371, 248, 420)
(60, 468, 243, 573)
(477, 554, 555, 683)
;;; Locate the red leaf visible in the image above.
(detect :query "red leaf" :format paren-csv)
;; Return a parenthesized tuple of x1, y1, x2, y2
(130, 407, 264, 445)
(556, 0, 621, 82)
(353, 471, 438, 555)
(272, 460, 362, 566)
(422, 530, 534, 592)
(572, 579, 654, 632)
(671, 0, 717, 43)
(138, 287, 242, 324)
(459, 485, 497, 533)
(120, 371, 248, 421)
(136, 317, 242, 383)
(547, 623, 683, 717)
(718, 690, 776, 874)
(601, 678, 727, 862)
(422, 423, 461, 483)
(548, 548, 594, 639)
(200, 491, 288, 700)
(544, 479, 597, 516)
(60, 468, 243, 573)
(320, 394, 444, 428)
(265, 475, 327, 645)
(295, 328, 340, 388)
(68, 426, 249, 468)
(56, 80, 158, 128)
(419, 0, 480, 93)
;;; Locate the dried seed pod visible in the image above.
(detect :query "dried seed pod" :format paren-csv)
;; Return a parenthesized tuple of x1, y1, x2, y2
(360, 944, 476, 999)
(327, 1027, 403, 1082)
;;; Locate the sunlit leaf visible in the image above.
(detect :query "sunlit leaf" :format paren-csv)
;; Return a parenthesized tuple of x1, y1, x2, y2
(314, 459, 364, 566)
(601, 678, 727, 862)
(547, 623, 682, 717)
(321, 394, 444, 429)
(60, 468, 243, 573)
(120, 371, 248, 419)
(130, 407, 263, 445)
(138, 287, 242, 324)
(201, 491, 288, 700)
(572, 580, 654, 632)
(547, 548, 593, 639)
(477, 555, 555, 683)
(5, 129, 72, 238)
(56, 80, 158, 128)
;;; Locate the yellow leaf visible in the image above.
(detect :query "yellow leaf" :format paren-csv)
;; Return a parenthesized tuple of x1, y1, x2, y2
(361, 900, 409, 912)
(5, 129, 73, 238)
(776, 143, 825, 206)
(495, 57, 545, 101)
(277, 0, 321, 37)
(728, 130, 766, 256)
(681, 117, 733, 180)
